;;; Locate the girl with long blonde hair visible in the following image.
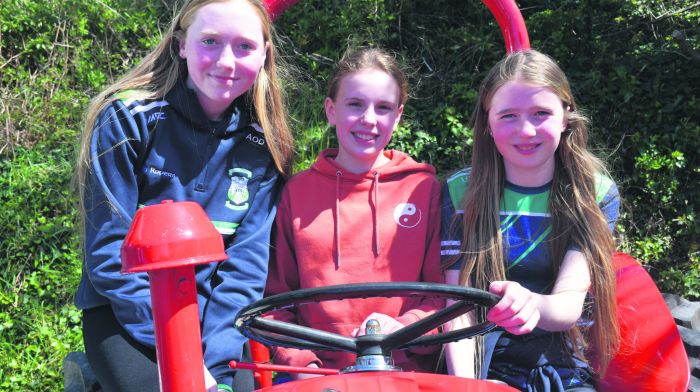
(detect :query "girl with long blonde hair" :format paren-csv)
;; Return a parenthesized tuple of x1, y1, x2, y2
(74, 1, 292, 391)
(441, 49, 619, 391)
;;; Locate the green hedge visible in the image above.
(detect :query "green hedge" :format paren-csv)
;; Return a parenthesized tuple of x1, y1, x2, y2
(1, 0, 698, 390)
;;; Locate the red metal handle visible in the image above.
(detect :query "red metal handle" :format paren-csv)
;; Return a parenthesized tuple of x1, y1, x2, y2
(230, 360, 340, 375)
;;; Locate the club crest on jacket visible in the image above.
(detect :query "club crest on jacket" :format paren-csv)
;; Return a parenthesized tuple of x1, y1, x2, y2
(226, 168, 252, 211)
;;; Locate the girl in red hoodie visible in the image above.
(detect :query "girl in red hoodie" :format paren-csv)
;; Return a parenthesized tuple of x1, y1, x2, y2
(265, 47, 443, 377)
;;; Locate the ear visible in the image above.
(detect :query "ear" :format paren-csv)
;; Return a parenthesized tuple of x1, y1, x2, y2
(178, 35, 187, 59)
(260, 41, 270, 68)
(561, 105, 571, 133)
(324, 97, 336, 125)
(393, 104, 404, 128)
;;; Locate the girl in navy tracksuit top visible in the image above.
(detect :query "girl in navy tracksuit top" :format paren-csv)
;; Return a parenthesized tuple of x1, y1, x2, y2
(74, 1, 293, 391)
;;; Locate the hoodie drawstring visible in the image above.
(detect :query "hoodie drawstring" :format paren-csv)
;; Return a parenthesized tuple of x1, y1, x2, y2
(333, 169, 381, 267)
(335, 170, 341, 268)
(373, 171, 380, 256)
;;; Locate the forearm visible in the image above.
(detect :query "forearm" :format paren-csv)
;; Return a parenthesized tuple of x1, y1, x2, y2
(531, 289, 587, 331)
(202, 174, 280, 383)
(531, 249, 590, 331)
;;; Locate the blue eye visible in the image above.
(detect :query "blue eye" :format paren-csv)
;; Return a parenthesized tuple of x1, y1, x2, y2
(202, 38, 216, 45)
(239, 42, 252, 50)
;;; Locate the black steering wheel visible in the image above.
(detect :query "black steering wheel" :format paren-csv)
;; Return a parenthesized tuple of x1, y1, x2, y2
(235, 282, 500, 360)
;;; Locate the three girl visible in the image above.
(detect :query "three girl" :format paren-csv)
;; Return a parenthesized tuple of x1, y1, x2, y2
(265, 48, 444, 375)
(442, 49, 620, 391)
(74, 4, 617, 389)
(74, 0, 292, 391)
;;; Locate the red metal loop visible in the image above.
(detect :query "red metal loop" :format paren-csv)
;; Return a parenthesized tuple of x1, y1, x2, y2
(263, 0, 530, 53)
(481, 0, 530, 53)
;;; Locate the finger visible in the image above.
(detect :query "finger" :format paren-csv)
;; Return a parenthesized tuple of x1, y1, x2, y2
(493, 291, 537, 326)
(498, 297, 539, 333)
(488, 294, 518, 321)
(519, 310, 540, 333)
(506, 310, 540, 335)
(489, 281, 506, 296)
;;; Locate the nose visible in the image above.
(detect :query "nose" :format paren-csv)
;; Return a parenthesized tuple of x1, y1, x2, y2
(520, 120, 537, 137)
(361, 107, 377, 125)
(217, 45, 236, 70)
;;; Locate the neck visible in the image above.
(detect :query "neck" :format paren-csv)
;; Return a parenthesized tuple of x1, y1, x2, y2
(504, 167, 555, 187)
(186, 76, 233, 121)
(334, 151, 390, 174)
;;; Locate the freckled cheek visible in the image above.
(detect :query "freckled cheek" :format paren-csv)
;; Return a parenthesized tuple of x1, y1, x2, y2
(338, 113, 361, 128)
(490, 123, 513, 140)
(190, 50, 216, 68)
(377, 117, 397, 133)
(237, 65, 260, 80)
(336, 118, 355, 132)
(236, 56, 266, 78)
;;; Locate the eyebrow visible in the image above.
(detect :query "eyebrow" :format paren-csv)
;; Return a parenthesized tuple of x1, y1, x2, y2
(493, 105, 555, 115)
(197, 30, 261, 41)
(343, 96, 398, 105)
(493, 108, 516, 115)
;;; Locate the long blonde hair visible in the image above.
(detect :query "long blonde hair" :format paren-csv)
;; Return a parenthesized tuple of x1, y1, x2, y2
(76, 0, 293, 209)
(453, 49, 619, 374)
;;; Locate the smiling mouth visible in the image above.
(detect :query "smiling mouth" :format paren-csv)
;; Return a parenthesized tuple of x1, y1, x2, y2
(211, 75, 237, 83)
(353, 132, 377, 141)
(515, 144, 540, 151)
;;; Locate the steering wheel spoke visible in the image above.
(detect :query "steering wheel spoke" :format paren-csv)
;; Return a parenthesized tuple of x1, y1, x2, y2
(243, 316, 358, 352)
(382, 300, 486, 351)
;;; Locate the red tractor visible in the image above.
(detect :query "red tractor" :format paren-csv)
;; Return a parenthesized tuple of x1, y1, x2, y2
(106, 1, 691, 390)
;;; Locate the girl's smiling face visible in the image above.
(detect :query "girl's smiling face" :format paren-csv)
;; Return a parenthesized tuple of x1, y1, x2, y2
(325, 68, 404, 174)
(487, 80, 567, 187)
(179, 0, 268, 120)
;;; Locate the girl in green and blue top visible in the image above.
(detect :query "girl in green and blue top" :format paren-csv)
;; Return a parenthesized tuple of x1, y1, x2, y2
(441, 50, 620, 392)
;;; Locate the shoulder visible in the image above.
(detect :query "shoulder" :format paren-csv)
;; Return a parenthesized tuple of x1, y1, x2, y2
(593, 172, 618, 203)
(91, 93, 171, 150)
(99, 91, 170, 123)
(444, 167, 472, 210)
(281, 168, 316, 192)
(445, 167, 472, 186)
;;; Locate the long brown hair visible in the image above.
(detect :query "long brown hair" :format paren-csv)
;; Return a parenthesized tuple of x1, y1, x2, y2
(453, 49, 619, 374)
(76, 0, 293, 210)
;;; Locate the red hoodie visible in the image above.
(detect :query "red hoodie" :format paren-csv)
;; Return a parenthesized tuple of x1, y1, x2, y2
(265, 148, 444, 373)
